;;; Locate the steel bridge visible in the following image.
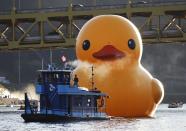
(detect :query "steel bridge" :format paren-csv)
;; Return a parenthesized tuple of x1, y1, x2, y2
(0, 0, 186, 50)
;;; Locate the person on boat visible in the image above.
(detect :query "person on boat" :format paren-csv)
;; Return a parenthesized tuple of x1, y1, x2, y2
(73, 74, 79, 87)
(32, 102, 38, 114)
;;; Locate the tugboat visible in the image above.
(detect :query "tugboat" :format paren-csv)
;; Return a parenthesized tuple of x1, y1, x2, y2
(21, 65, 109, 122)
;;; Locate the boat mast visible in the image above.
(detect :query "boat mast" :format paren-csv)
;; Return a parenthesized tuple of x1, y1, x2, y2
(50, 48, 53, 66)
(91, 65, 95, 90)
(41, 59, 44, 70)
(18, 50, 21, 88)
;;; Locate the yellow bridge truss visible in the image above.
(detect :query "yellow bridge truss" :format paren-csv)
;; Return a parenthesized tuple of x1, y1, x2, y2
(0, 0, 186, 50)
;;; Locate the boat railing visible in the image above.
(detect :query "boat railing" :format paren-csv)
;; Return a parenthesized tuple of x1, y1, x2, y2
(71, 107, 106, 117)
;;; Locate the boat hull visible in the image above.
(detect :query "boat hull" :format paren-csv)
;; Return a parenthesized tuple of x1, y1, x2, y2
(21, 114, 109, 122)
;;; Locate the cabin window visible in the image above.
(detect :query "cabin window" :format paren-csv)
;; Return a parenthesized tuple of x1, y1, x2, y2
(56, 74, 59, 79)
(37, 74, 42, 84)
(62, 74, 70, 85)
(48, 73, 52, 82)
(54, 73, 60, 83)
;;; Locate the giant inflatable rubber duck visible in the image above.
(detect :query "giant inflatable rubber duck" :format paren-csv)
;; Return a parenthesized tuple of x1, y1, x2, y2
(74, 15, 164, 117)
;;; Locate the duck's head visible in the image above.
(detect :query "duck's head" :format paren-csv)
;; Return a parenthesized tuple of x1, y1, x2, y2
(76, 15, 143, 64)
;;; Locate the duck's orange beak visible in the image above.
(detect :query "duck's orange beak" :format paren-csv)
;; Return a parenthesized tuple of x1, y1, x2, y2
(93, 45, 125, 60)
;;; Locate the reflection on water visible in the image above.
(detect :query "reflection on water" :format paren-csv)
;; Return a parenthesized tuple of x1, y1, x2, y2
(0, 104, 186, 131)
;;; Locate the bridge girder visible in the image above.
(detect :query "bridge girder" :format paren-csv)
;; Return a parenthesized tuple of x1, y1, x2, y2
(0, 1, 186, 50)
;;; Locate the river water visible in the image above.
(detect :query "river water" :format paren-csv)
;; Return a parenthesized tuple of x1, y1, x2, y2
(0, 104, 185, 131)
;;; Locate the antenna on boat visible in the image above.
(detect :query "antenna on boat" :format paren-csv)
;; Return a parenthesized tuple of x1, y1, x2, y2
(18, 50, 21, 88)
(41, 59, 44, 70)
(50, 48, 53, 66)
(91, 65, 95, 90)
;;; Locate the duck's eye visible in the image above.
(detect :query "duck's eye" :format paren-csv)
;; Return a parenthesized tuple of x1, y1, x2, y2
(82, 40, 90, 50)
(128, 39, 135, 50)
